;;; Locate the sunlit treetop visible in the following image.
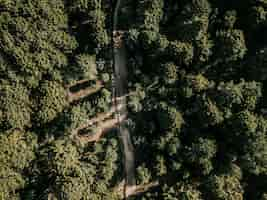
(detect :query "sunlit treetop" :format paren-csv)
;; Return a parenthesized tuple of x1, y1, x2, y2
(0, 81, 32, 130)
(0, 0, 78, 88)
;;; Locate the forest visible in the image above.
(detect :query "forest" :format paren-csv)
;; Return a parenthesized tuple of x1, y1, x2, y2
(1, 0, 267, 199)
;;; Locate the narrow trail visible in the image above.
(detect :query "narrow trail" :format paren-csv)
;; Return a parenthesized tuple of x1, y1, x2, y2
(112, 0, 136, 198)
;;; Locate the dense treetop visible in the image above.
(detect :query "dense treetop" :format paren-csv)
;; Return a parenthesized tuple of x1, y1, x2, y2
(125, 0, 267, 199)
(1, 0, 267, 199)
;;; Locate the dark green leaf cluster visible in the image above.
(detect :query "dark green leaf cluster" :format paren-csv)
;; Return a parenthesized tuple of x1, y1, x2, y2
(0, 0, 116, 199)
(68, 0, 109, 48)
(2, 0, 267, 199)
(39, 137, 120, 199)
(128, 0, 267, 199)
(0, 82, 32, 130)
(0, 130, 37, 199)
(35, 81, 67, 125)
(0, 0, 78, 87)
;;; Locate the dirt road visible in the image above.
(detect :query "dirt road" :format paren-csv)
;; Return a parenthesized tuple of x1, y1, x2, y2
(113, 0, 136, 197)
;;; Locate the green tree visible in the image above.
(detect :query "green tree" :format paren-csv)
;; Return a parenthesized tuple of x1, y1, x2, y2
(64, 54, 97, 85)
(40, 137, 120, 200)
(180, 74, 211, 98)
(137, 0, 164, 32)
(0, 130, 37, 199)
(0, 0, 78, 87)
(161, 62, 178, 85)
(162, 182, 203, 200)
(169, 0, 212, 63)
(223, 10, 237, 29)
(167, 41, 194, 66)
(136, 164, 152, 184)
(206, 174, 244, 200)
(35, 81, 67, 125)
(0, 82, 32, 130)
(154, 155, 167, 177)
(0, 167, 25, 200)
(184, 137, 217, 175)
(128, 83, 146, 113)
(139, 30, 158, 51)
(228, 112, 267, 175)
(240, 133, 267, 175)
(196, 95, 224, 126)
(63, 101, 94, 136)
(216, 29, 247, 61)
(157, 103, 184, 132)
(215, 80, 262, 112)
(247, 3, 267, 29)
(230, 110, 258, 139)
(68, 0, 109, 48)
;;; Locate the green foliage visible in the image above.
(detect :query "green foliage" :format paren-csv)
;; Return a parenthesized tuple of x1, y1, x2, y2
(230, 110, 258, 135)
(190, 0, 212, 16)
(248, 6, 266, 28)
(196, 95, 224, 126)
(139, 30, 159, 51)
(126, 28, 140, 49)
(167, 41, 194, 66)
(101, 73, 110, 83)
(36, 81, 67, 125)
(88, 9, 109, 48)
(0, 130, 37, 199)
(0, 82, 32, 130)
(136, 164, 152, 184)
(76, 54, 97, 80)
(223, 10, 237, 29)
(124, 0, 267, 198)
(216, 80, 262, 111)
(40, 138, 120, 199)
(0, 167, 25, 200)
(157, 103, 184, 132)
(68, 0, 109, 48)
(184, 137, 217, 175)
(181, 74, 211, 97)
(154, 155, 167, 176)
(137, 0, 164, 32)
(206, 174, 244, 200)
(155, 34, 170, 52)
(0, 0, 78, 87)
(161, 62, 178, 84)
(227, 112, 267, 175)
(43, 139, 80, 176)
(0, 130, 37, 171)
(162, 182, 203, 200)
(176, 12, 209, 43)
(128, 83, 146, 113)
(216, 29, 247, 61)
(65, 54, 97, 84)
(195, 33, 214, 63)
(94, 88, 111, 113)
(56, 176, 87, 200)
(1, 0, 267, 198)
(169, 0, 212, 63)
(240, 133, 267, 175)
(63, 102, 94, 134)
(195, 80, 262, 126)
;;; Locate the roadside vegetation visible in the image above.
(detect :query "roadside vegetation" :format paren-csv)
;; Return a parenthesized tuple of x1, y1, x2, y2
(1, 0, 267, 199)
(124, 0, 267, 199)
(0, 0, 122, 199)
